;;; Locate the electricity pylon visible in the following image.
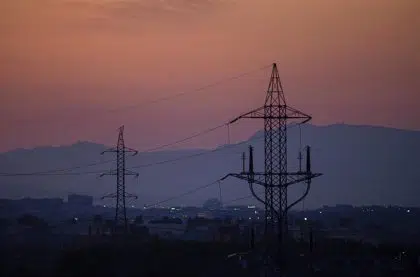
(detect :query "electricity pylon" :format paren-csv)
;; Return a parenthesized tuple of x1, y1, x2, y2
(100, 125, 139, 234)
(221, 63, 322, 275)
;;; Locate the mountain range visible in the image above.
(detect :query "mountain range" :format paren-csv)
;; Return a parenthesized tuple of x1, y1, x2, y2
(0, 124, 419, 209)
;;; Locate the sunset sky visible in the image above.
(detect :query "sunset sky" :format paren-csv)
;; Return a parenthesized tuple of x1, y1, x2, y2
(1, 0, 419, 152)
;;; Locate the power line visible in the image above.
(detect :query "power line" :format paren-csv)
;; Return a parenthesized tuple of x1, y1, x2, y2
(0, 123, 304, 177)
(129, 131, 265, 170)
(103, 64, 271, 114)
(1, 132, 262, 177)
(144, 180, 220, 208)
(1, 64, 270, 177)
(0, 140, 247, 177)
(222, 191, 266, 206)
(224, 194, 254, 204)
(8, 64, 271, 127)
(140, 123, 305, 211)
(129, 122, 302, 171)
(0, 159, 116, 177)
(140, 123, 228, 153)
(0, 123, 232, 177)
(144, 180, 263, 209)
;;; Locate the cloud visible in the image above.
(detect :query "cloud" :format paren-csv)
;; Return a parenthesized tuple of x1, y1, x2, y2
(0, 0, 234, 37)
(63, 0, 233, 18)
(19, 0, 233, 36)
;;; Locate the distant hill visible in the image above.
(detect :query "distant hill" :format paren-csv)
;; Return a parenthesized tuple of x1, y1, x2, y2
(0, 124, 419, 209)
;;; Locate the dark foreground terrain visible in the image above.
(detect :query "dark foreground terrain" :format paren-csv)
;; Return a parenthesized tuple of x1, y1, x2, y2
(0, 234, 419, 277)
(0, 236, 251, 277)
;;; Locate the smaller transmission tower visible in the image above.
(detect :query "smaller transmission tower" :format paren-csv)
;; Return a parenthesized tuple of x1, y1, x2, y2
(100, 125, 139, 234)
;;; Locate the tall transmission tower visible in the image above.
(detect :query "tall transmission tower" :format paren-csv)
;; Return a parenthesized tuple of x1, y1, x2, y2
(100, 125, 139, 234)
(221, 63, 322, 274)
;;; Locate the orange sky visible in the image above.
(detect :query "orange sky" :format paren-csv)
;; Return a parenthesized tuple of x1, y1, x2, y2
(0, 0, 419, 152)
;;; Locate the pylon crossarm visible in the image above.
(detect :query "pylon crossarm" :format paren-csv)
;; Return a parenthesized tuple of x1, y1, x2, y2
(125, 192, 138, 199)
(242, 172, 322, 187)
(220, 173, 280, 216)
(219, 173, 231, 181)
(286, 181, 311, 212)
(251, 172, 321, 177)
(228, 106, 265, 124)
(124, 147, 138, 156)
(220, 173, 267, 187)
(285, 173, 323, 187)
(249, 182, 280, 217)
(99, 170, 117, 177)
(258, 105, 312, 122)
(223, 172, 322, 188)
(284, 105, 312, 123)
(101, 192, 117, 200)
(101, 147, 117, 155)
(228, 106, 311, 128)
(249, 181, 267, 207)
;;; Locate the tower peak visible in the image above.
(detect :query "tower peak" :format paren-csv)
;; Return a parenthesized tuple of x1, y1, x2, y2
(265, 63, 286, 106)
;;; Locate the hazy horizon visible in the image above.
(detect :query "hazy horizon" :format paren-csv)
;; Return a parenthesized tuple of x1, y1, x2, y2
(2, 122, 419, 154)
(1, 123, 419, 208)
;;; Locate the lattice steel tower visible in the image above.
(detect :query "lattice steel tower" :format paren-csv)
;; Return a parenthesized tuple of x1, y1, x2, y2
(222, 63, 322, 273)
(100, 126, 139, 234)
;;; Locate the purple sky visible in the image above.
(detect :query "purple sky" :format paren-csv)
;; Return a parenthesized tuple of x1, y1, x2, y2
(1, 0, 419, 152)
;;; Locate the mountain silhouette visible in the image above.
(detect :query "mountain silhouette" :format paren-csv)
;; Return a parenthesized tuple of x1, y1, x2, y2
(0, 124, 419, 209)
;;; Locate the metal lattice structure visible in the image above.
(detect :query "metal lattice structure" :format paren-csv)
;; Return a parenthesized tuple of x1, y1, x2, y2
(222, 63, 322, 272)
(100, 126, 139, 234)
